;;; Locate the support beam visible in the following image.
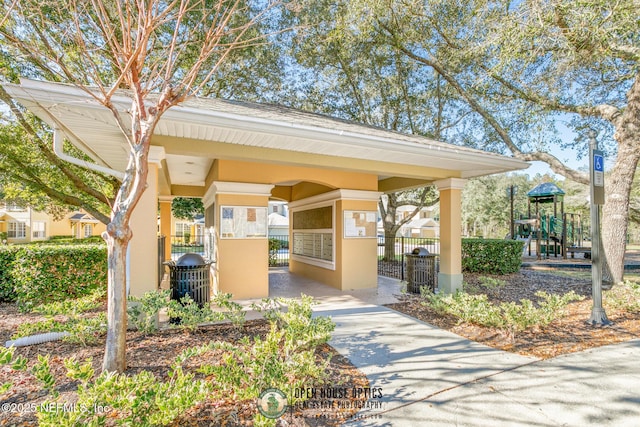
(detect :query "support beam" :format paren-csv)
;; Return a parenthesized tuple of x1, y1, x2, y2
(434, 178, 466, 294)
(159, 198, 172, 262)
(128, 163, 159, 297)
(210, 182, 274, 299)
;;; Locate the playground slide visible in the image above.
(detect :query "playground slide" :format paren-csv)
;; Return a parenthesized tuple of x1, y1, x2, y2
(517, 235, 532, 256)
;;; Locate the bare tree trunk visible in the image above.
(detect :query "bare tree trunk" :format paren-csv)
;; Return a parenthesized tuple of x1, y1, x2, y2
(102, 225, 131, 373)
(384, 229, 400, 261)
(102, 119, 151, 373)
(602, 145, 638, 285)
(602, 76, 640, 286)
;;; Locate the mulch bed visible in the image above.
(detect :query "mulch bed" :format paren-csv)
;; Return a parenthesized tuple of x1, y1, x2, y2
(0, 305, 368, 427)
(387, 269, 640, 359)
(4, 268, 640, 425)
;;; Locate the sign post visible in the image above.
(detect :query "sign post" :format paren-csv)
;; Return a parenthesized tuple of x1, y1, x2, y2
(587, 131, 611, 326)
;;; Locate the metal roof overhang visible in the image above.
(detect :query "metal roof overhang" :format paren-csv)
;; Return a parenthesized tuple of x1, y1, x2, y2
(3, 79, 529, 195)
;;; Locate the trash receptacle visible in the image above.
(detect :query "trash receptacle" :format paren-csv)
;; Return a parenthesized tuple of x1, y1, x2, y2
(405, 247, 437, 293)
(164, 253, 212, 307)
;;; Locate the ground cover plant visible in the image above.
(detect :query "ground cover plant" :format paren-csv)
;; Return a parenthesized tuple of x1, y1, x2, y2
(0, 291, 368, 426)
(389, 268, 640, 358)
(421, 284, 583, 340)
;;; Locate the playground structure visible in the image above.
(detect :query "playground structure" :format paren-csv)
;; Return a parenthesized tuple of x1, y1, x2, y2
(513, 182, 590, 260)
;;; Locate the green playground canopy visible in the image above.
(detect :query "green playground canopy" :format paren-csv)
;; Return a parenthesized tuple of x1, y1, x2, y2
(527, 182, 565, 203)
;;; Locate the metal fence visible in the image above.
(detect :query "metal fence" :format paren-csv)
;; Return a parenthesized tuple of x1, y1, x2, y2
(168, 233, 440, 280)
(157, 235, 166, 287)
(170, 235, 205, 260)
(170, 234, 290, 265)
(269, 235, 290, 267)
(377, 236, 440, 280)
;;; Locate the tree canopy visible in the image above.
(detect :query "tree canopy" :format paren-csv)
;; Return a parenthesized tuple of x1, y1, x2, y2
(285, 0, 640, 283)
(171, 197, 204, 221)
(1, 0, 288, 373)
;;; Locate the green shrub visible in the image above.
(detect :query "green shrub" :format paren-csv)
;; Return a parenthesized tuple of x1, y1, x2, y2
(5, 295, 334, 426)
(12, 288, 107, 347)
(167, 294, 242, 332)
(0, 246, 22, 302)
(463, 276, 507, 296)
(11, 244, 107, 311)
(0, 346, 28, 395)
(33, 236, 105, 245)
(31, 355, 58, 397)
(461, 238, 523, 274)
(268, 238, 282, 266)
(127, 290, 246, 334)
(33, 287, 106, 316)
(128, 290, 171, 334)
(3, 345, 211, 427)
(197, 295, 335, 424)
(0, 349, 58, 398)
(37, 356, 212, 427)
(423, 290, 583, 339)
(604, 280, 640, 312)
(12, 313, 107, 346)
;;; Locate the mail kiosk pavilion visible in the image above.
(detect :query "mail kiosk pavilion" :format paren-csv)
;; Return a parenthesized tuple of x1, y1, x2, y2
(5, 79, 529, 299)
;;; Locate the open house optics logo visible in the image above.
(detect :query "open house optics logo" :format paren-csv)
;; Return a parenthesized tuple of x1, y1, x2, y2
(257, 388, 288, 419)
(258, 386, 385, 422)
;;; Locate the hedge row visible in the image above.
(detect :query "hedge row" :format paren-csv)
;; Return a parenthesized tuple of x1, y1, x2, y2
(0, 246, 21, 302)
(0, 245, 107, 309)
(461, 238, 524, 275)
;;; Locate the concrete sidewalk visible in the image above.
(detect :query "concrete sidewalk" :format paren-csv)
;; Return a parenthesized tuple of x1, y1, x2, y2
(316, 301, 640, 426)
(264, 270, 640, 426)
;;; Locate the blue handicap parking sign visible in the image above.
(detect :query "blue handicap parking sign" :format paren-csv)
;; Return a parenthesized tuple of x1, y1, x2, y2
(594, 154, 604, 172)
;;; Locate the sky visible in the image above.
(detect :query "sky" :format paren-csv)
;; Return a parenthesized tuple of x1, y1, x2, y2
(513, 121, 613, 181)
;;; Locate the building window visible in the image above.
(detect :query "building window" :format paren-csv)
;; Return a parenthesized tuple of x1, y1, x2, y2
(32, 221, 46, 239)
(175, 223, 190, 237)
(83, 224, 93, 238)
(8, 221, 26, 238)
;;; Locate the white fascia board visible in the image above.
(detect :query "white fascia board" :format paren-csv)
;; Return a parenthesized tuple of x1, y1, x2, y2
(167, 104, 530, 172)
(7, 79, 530, 175)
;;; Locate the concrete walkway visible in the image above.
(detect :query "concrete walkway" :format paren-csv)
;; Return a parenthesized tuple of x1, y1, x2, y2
(266, 270, 640, 426)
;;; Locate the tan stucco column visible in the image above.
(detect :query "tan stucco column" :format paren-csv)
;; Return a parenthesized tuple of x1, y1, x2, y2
(159, 198, 172, 262)
(128, 161, 161, 297)
(202, 181, 274, 299)
(434, 178, 466, 294)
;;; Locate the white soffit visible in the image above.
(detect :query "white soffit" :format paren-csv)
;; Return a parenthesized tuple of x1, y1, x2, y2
(164, 154, 212, 186)
(3, 79, 530, 181)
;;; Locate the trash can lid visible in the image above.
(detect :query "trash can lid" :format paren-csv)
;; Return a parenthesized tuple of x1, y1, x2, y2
(411, 247, 429, 256)
(176, 253, 206, 266)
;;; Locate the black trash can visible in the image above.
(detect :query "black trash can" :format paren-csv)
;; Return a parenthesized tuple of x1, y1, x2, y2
(164, 253, 212, 307)
(405, 247, 437, 294)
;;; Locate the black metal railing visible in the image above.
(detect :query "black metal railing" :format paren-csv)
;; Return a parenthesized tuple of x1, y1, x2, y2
(157, 235, 166, 287)
(377, 236, 440, 280)
(170, 235, 205, 260)
(170, 233, 443, 280)
(269, 235, 290, 267)
(170, 234, 291, 266)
